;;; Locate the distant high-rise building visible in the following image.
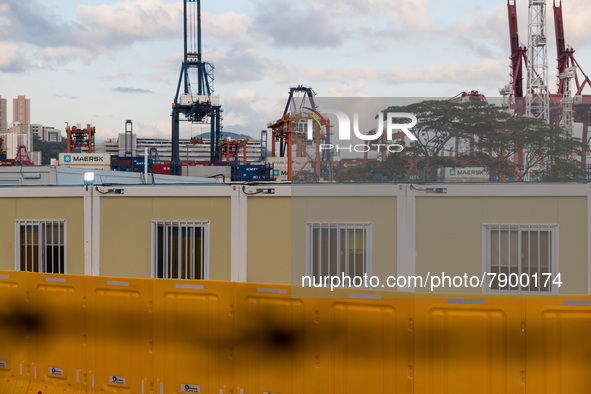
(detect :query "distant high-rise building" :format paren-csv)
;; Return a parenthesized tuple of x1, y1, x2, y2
(0, 96, 7, 134)
(0, 132, 30, 160)
(31, 124, 62, 142)
(13, 95, 30, 125)
(8, 123, 29, 135)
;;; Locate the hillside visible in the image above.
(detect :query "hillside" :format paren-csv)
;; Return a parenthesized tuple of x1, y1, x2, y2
(33, 138, 80, 165)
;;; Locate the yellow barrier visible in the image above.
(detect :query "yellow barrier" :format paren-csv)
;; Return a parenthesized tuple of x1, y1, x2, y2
(233, 283, 310, 394)
(27, 273, 87, 394)
(414, 296, 526, 394)
(526, 297, 591, 394)
(0, 271, 30, 394)
(316, 288, 413, 394)
(152, 279, 234, 394)
(86, 277, 153, 394)
(4, 270, 591, 394)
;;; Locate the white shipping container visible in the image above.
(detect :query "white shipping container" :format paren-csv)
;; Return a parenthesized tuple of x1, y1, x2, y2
(443, 167, 490, 182)
(59, 153, 111, 170)
(266, 157, 311, 181)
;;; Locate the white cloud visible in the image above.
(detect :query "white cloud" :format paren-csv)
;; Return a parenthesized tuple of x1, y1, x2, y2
(0, 42, 28, 72)
(0, 0, 183, 66)
(75, 2, 259, 53)
(209, 49, 284, 83)
(0, 0, 263, 73)
(135, 120, 171, 139)
(251, 0, 347, 48)
(77, 0, 183, 39)
(222, 88, 276, 136)
(163, 53, 183, 64)
(369, 0, 434, 30)
(40, 46, 94, 65)
(303, 0, 434, 29)
(98, 120, 171, 141)
(380, 59, 505, 86)
(202, 11, 255, 46)
(227, 88, 263, 102)
(328, 83, 368, 97)
(267, 59, 504, 91)
(289, 65, 379, 82)
(100, 71, 132, 82)
(559, 0, 591, 50)
(76, 0, 182, 47)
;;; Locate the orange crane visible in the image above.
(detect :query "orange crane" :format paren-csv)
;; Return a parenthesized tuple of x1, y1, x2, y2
(66, 124, 95, 153)
(15, 145, 34, 166)
(267, 86, 325, 181)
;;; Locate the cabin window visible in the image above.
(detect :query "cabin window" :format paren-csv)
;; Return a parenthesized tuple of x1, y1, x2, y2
(16, 220, 66, 274)
(152, 220, 209, 280)
(306, 222, 372, 286)
(483, 224, 559, 293)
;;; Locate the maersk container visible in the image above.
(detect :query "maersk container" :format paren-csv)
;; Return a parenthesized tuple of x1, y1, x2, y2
(59, 153, 112, 170)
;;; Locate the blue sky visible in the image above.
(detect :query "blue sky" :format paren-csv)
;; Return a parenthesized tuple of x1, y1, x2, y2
(2, 0, 591, 141)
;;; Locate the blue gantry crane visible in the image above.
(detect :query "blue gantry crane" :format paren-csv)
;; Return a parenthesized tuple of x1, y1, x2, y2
(171, 0, 222, 175)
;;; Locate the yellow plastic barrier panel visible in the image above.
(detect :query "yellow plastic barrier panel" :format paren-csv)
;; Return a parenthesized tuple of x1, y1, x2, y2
(16, 271, 591, 394)
(86, 277, 153, 394)
(526, 297, 591, 394)
(152, 280, 234, 394)
(315, 287, 413, 394)
(414, 296, 526, 394)
(0, 271, 31, 394)
(26, 273, 87, 394)
(233, 283, 314, 394)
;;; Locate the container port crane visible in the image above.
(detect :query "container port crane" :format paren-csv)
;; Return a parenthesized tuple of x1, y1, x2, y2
(526, 0, 550, 122)
(171, 0, 222, 175)
(15, 145, 34, 166)
(553, 0, 591, 160)
(503, 0, 591, 165)
(553, 0, 591, 97)
(500, 0, 528, 113)
(66, 123, 95, 153)
(267, 86, 326, 181)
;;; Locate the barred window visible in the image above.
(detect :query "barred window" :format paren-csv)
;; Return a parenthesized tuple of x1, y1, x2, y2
(15, 220, 66, 274)
(306, 222, 372, 283)
(482, 224, 558, 293)
(151, 221, 209, 279)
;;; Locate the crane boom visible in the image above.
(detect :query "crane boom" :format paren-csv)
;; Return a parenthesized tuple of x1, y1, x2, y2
(553, 0, 573, 95)
(553, 0, 591, 96)
(171, 0, 222, 175)
(508, 0, 528, 98)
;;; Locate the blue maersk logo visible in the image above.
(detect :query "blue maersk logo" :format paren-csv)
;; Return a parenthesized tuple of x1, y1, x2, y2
(64, 155, 72, 163)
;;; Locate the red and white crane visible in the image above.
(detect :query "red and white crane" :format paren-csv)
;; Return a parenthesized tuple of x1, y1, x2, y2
(501, 0, 528, 112)
(554, 0, 591, 96)
(526, 0, 550, 123)
(503, 0, 591, 164)
(553, 0, 591, 163)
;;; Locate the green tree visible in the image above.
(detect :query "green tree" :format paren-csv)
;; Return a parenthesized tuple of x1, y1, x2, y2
(292, 170, 319, 183)
(383, 100, 588, 182)
(461, 109, 587, 181)
(33, 137, 73, 165)
(336, 164, 369, 183)
(383, 100, 484, 182)
(335, 155, 409, 183)
(374, 152, 409, 181)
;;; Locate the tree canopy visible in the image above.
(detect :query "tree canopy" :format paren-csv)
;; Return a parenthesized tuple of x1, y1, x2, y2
(336, 153, 409, 183)
(382, 100, 588, 182)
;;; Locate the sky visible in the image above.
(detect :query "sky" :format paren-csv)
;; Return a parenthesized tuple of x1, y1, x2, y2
(2, 0, 591, 142)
